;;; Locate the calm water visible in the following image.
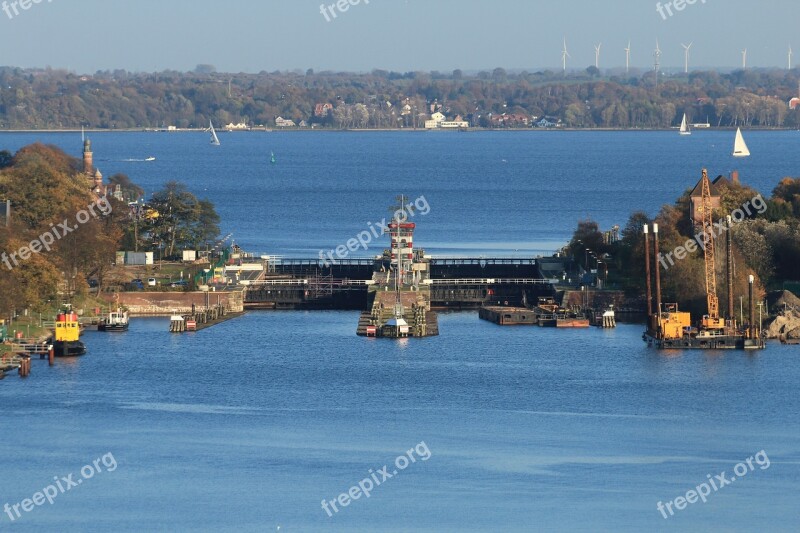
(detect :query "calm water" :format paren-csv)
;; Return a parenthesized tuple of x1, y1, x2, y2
(2, 129, 799, 256)
(1, 131, 800, 531)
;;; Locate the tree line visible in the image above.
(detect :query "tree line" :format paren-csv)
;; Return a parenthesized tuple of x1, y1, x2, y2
(1, 66, 799, 130)
(0, 144, 220, 315)
(570, 175, 800, 316)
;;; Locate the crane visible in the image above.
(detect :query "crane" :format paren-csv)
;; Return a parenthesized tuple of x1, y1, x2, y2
(699, 169, 725, 329)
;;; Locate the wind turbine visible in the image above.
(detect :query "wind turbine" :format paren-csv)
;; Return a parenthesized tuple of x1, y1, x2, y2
(681, 42, 692, 74)
(789, 45, 793, 70)
(741, 49, 747, 70)
(654, 40, 662, 87)
(561, 38, 571, 75)
(594, 42, 602, 69)
(624, 40, 631, 74)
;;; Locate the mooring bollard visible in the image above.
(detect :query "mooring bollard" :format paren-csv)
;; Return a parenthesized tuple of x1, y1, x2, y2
(19, 357, 30, 378)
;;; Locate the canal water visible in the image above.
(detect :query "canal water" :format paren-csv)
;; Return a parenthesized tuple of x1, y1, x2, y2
(1, 131, 799, 531)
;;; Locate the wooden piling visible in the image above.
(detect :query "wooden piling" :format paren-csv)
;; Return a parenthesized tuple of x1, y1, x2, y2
(18, 357, 30, 378)
(48, 347, 54, 366)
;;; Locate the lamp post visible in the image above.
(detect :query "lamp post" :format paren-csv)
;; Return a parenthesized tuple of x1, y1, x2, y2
(757, 301, 764, 336)
(597, 260, 605, 289)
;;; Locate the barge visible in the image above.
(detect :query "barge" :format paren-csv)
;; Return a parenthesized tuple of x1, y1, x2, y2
(478, 306, 537, 325)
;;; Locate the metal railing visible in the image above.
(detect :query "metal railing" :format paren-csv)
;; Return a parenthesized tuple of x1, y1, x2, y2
(429, 258, 538, 265)
(8, 343, 50, 354)
(1, 355, 23, 370)
(423, 278, 556, 285)
(247, 279, 373, 287)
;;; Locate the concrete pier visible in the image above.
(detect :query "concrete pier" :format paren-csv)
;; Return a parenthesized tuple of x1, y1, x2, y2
(169, 304, 243, 333)
(357, 286, 439, 337)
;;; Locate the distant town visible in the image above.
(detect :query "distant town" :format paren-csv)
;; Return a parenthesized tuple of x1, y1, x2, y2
(0, 66, 799, 131)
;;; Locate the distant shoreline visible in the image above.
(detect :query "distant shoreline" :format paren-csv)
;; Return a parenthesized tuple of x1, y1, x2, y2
(0, 127, 797, 134)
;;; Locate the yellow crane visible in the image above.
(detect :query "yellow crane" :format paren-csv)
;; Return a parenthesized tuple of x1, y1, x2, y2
(699, 169, 725, 330)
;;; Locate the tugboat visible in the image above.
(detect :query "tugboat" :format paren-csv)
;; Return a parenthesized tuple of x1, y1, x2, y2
(51, 311, 86, 357)
(98, 308, 129, 332)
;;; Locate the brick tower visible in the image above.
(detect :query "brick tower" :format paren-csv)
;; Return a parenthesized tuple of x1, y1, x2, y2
(83, 138, 93, 180)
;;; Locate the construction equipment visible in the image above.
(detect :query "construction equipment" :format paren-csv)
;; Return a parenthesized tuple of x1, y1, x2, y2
(698, 169, 726, 331)
(642, 169, 764, 350)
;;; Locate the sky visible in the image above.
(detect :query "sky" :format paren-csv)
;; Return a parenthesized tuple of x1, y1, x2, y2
(0, 0, 798, 74)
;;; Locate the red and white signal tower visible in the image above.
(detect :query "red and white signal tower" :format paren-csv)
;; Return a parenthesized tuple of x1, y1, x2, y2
(389, 197, 416, 287)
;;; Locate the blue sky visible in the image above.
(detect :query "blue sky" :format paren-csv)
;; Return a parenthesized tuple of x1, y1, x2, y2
(0, 0, 797, 73)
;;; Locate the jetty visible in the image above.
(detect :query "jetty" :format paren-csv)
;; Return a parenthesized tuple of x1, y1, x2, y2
(169, 303, 243, 333)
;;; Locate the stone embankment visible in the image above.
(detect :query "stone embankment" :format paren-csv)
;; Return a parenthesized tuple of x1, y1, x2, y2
(101, 289, 244, 316)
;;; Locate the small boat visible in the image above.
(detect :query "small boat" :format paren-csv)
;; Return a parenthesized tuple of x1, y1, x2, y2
(98, 309, 129, 332)
(733, 127, 750, 157)
(145, 156, 156, 162)
(679, 113, 691, 135)
(270, 151, 276, 164)
(206, 121, 221, 146)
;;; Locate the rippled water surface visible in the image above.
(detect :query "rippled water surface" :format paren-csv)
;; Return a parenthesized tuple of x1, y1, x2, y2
(1, 131, 799, 531)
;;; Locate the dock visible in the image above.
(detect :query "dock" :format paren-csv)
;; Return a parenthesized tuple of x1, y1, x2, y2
(357, 286, 439, 337)
(169, 303, 243, 333)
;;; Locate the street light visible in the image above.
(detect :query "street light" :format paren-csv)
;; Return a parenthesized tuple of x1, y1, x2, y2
(597, 259, 608, 288)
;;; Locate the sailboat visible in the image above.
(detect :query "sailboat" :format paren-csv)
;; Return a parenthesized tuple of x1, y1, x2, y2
(733, 127, 750, 157)
(206, 121, 220, 146)
(679, 113, 691, 135)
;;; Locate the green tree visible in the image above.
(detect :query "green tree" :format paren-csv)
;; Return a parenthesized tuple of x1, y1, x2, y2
(0, 150, 12, 169)
(108, 173, 144, 201)
(143, 181, 220, 258)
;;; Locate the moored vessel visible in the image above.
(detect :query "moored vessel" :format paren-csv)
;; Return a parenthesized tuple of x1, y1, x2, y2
(51, 311, 86, 357)
(98, 308, 129, 332)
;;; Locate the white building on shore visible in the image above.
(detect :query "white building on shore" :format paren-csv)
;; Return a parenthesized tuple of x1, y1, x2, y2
(424, 112, 469, 129)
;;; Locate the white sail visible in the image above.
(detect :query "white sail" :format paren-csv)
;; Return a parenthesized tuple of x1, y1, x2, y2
(679, 113, 691, 135)
(208, 120, 220, 145)
(733, 127, 750, 157)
